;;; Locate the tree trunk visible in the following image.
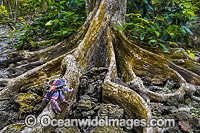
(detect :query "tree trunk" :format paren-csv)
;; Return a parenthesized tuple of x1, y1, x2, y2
(1, 0, 200, 132)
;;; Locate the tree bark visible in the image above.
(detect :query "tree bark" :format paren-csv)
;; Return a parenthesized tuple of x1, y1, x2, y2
(1, 0, 200, 132)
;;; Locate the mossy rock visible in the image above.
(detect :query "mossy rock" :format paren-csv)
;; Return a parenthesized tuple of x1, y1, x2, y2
(98, 104, 124, 119)
(15, 93, 41, 119)
(77, 99, 96, 111)
(89, 126, 124, 133)
(54, 126, 80, 133)
(6, 123, 25, 133)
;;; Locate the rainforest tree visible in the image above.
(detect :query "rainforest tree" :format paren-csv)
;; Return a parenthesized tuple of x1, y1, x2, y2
(0, 0, 200, 132)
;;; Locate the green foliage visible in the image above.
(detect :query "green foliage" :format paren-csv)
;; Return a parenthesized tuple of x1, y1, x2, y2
(184, 50, 200, 59)
(0, 4, 11, 21)
(124, 0, 199, 52)
(173, 50, 200, 59)
(10, 0, 86, 50)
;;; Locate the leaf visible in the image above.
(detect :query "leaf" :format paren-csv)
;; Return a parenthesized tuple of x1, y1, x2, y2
(189, 53, 195, 59)
(118, 27, 125, 31)
(60, 1, 66, 5)
(116, 23, 125, 31)
(45, 20, 53, 26)
(30, 41, 34, 47)
(167, 18, 172, 24)
(149, 39, 157, 43)
(20, 40, 24, 46)
(58, 13, 61, 19)
(154, 31, 160, 37)
(169, 32, 175, 36)
(123, 23, 134, 27)
(140, 33, 145, 40)
(184, 27, 193, 35)
(147, 28, 155, 33)
(173, 52, 181, 55)
(62, 31, 68, 35)
(132, 36, 138, 39)
(186, 11, 196, 17)
(126, 13, 141, 17)
(159, 43, 168, 52)
(138, 18, 149, 23)
(168, 41, 178, 47)
(36, 25, 40, 30)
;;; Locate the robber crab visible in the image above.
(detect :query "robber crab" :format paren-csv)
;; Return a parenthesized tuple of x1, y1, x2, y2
(42, 78, 74, 113)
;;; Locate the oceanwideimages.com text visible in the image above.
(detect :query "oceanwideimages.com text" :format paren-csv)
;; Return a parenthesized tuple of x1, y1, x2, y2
(25, 115, 175, 129)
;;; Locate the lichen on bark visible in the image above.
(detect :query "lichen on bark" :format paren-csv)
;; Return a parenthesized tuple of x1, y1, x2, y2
(0, 0, 200, 132)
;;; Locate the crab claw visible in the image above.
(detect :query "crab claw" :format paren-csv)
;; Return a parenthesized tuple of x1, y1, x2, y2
(50, 99, 61, 113)
(42, 98, 48, 106)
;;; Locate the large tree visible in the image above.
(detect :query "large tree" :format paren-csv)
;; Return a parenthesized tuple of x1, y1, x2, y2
(1, 0, 200, 132)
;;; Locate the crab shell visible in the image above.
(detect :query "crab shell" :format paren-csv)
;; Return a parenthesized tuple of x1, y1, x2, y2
(48, 78, 66, 89)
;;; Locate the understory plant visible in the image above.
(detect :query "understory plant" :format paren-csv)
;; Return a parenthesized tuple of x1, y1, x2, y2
(10, 0, 86, 50)
(121, 0, 199, 55)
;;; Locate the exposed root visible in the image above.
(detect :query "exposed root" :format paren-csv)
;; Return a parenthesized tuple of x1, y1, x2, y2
(130, 77, 186, 102)
(1, 0, 200, 133)
(0, 49, 75, 98)
(119, 31, 200, 85)
(103, 29, 153, 133)
(0, 78, 12, 85)
(191, 95, 200, 102)
(0, 56, 26, 68)
(21, 54, 80, 132)
(15, 60, 43, 70)
(115, 31, 200, 102)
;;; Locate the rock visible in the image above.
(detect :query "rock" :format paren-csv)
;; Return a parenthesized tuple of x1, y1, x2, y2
(88, 78, 95, 84)
(178, 121, 194, 133)
(79, 76, 88, 89)
(73, 110, 82, 118)
(185, 84, 196, 96)
(100, 73, 105, 80)
(82, 110, 95, 117)
(15, 93, 41, 119)
(78, 69, 104, 102)
(0, 111, 10, 130)
(175, 112, 192, 121)
(98, 104, 124, 119)
(54, 127, 80, 133)
(80, 95, 98, 102)
(185, 97, 193, 106)
(150, 102, 163, 116)
(0, 99, 19, 112)
(7, 123, 25, 133)
(165, 97, 179, 107)
(84, 67, 108, 77)
(77, 99, 96, 111)
(89, 126, 124, 133)
(148, 86, 171, 92)
(88, 83, 96, 94)
(160, 106, 178, 114)
(164, 80, 174, 90)
(33, 103, 44, 115)
(0, 99, 20, 130)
